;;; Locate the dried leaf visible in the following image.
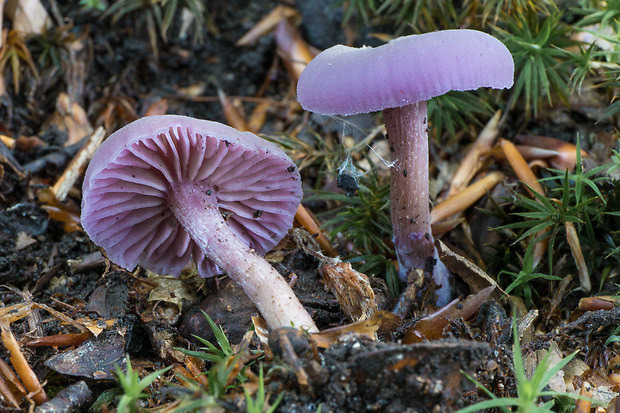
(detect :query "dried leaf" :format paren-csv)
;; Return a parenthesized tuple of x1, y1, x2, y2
(533, 342, 565, 393)
(274, 19, 316, 82)
(15, 135, 45, 152)
(0, 320, 48, 404)
(14, 231, 36, 250)
(516, 134, 589, 171)
(251, 315, 272, 359)
(310, 311, 400, 348)
(0, 358, 25, 406)
(247, 101, 271, 132)
(144, 98, 169, 117)
(489, 144, 557, 163)
(147, 276, 200, 312)
(45, 93, 94, 147)
(38, 187, 82, 232)
(218, 89, 251, 132)
(5, 0, 52, 36)
(175, 81, 207, 98)
(321, 261, 377, 322)
(0, 135, 15, 149)
(44, 330, 125, 380)
(566, 221, 591, 292)
(449, 110, 501, 196)
(437, 240, 506, 298)
(184, 356, 209, 387)
(573, 381, 593, 413)
(403, 286, 495, 344)
(530, 235, 549, 270)
(501, 139, 550, 268)
(172, 365, 196, 388)
(73, 317, 116, 337)
(500, 138, 544, 196)
(40, 204, 82, 233)
(578, 296, 618, 311)
(0, 366, 20, 408)
(490, 136, 589, 173)
(25, 332, 92, 347)
(0, 302, 32, 323)
(431, 218, 464, 235)
(236, 5, 300, 46)
(432, 171, 504, 224)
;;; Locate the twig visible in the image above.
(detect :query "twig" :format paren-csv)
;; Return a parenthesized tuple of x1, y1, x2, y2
(51, 127, 105, 202)
(35, 381, 92, 413)
(558, 306, 620, 336)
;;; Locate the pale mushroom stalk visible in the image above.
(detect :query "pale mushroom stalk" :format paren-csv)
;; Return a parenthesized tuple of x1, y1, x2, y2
(81, 115, 318, 332)
(383, 103, 451, 301)
(169, 181, 317, 331)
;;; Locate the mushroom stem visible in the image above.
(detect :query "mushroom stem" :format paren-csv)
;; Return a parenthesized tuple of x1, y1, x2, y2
(383, 102, 452, 305)
(169, 181, 318, 332)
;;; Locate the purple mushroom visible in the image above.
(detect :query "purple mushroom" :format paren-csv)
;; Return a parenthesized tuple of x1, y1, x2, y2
(81, 115, 318, 332)
(297, 30, 514, 305)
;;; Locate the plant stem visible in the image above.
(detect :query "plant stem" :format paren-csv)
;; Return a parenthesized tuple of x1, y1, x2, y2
(383, 102, 452, 305)
(169, 181, 318, 332)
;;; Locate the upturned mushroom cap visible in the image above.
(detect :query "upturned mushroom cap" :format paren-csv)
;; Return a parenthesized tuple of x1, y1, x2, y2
(297, 29, 514, 116)
(81, 115, 302, 277)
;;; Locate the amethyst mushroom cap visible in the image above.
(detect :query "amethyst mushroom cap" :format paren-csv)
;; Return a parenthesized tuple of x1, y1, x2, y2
(81, 115, 317, 332)
(297, 29, 514, 305)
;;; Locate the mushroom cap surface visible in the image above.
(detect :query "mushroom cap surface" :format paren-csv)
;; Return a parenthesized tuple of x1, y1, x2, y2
(81, 115, 302, 277)
(297, 29, 514, 116)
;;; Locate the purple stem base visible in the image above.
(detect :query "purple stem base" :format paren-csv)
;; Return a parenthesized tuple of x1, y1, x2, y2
(383, 102, 452, 306)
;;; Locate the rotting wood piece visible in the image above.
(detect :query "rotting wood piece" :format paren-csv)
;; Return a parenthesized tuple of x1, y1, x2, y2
(34, 380, 92, 413)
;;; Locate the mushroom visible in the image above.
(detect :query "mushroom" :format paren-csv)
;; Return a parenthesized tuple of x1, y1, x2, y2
(81, 115, 318, 332)
(297, 30, 514, 305)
